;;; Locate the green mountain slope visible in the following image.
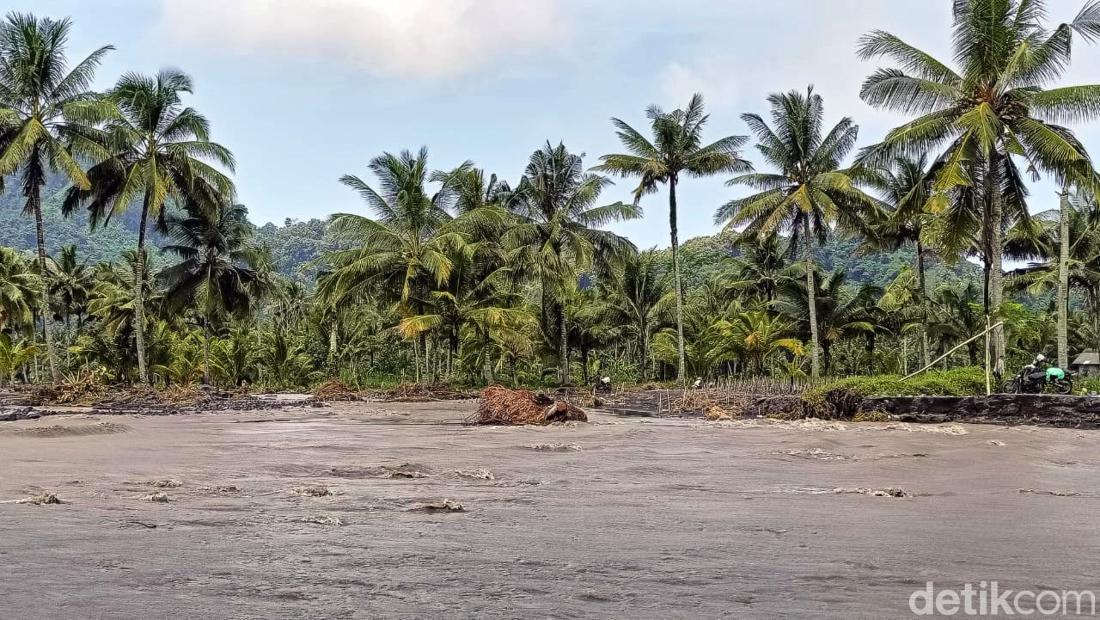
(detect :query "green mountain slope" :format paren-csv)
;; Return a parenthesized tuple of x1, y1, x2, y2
(1, 175, 975, 290)
(0, 175, 330, 281)
(0, 176, 142, 265)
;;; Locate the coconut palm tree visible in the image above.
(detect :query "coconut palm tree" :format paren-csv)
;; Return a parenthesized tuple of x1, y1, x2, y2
(724, 232, 792, 306)
(63, 69, 235, 384)
(774, 268, 880, 376)
(0, 246, 40, 332)
(596, 248, 671, 379)
(715, 86, 878, 379)
(83, 252, 157, 379)
(1049, 183, 1100, 368)
(929, 281, 986, 366)
(46, 244, 92, 363)
(0, 333, 37, 386)
(159, 203, 261, 385)
(423, 163, 517, 377)
(1008, 193, 1100, 357)
(318, 148, 467, 382)
(712, 310, 804, 377)
(861, 154, 935, 366)
(856, 0, 1100, 367)
(597, 94, 751, 383)
(504, 142, 639, 385)
(0, 13, 112, 382)
(395, 239, 530, 384)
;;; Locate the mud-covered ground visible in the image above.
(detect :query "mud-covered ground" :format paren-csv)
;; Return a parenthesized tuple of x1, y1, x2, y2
(1, 402, 1099, 619)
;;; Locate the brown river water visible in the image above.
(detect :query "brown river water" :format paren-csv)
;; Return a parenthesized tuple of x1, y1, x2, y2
(1, 401, 1098, 618)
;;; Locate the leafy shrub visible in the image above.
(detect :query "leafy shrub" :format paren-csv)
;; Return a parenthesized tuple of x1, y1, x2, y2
(1075, 376, 1100, 395)
(804, 367, 987, 401)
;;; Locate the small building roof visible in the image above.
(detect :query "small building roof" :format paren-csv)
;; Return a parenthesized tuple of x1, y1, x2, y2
(1072, 351, 1100, 366)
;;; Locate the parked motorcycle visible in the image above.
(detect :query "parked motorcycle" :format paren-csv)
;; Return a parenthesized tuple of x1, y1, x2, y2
(1002, 354, 1074, 395)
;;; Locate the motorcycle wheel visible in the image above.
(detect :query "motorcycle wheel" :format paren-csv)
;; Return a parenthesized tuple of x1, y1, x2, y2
(1001, 380, 1019, 394)
(1053, 379, 1073, 395)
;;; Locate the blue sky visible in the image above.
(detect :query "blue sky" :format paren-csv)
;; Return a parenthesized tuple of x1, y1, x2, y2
(22, 0, 1100, 247)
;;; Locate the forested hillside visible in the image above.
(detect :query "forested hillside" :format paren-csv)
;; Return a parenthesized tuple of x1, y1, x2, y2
(0, 174, 142, 266)
(1, 174, 971, 290)
(0, 174, 330, 281)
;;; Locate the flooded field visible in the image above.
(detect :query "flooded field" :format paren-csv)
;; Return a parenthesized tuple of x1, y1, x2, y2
(1, 401, 1098, 618)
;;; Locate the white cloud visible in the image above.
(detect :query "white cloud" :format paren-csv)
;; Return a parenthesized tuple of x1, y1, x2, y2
(654, 0, 951, 132)
(158, 0, 570, 79)
(658, 55, 739, 109)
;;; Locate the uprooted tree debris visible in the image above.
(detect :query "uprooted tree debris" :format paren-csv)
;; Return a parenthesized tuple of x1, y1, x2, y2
(312, 379, 359, 402)
(467, 386, 587, 426)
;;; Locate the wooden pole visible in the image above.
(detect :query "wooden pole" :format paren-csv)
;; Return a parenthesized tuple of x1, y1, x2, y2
(990, 316, 998, 395)
(902, 322, 1005, 382)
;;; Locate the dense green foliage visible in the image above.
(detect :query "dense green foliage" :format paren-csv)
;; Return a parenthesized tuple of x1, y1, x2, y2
(2, 2, 1100, 395)
(804, 368, 988, 401)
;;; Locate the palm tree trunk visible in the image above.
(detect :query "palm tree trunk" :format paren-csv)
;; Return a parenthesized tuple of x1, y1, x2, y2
(28, 178, 60, 384)
(449, 324, 459, 380)
(482, 332, 495, 385)
(804, 231, 821, 380)
(867, 333, 876, 375)
(30, 311, 39, 382)
(559, 306, 569, 386)
(202, 265, 214, 387)
(134, 194, 151, 384)
(328, 327, 338, 375)
(203, 318, 212, 386)
(1092, 288, 1100, 358)
(418, 327, 429, 383)
(63, 310, 71, 367)
(668, 177, 687, 384)
(901, 335, 908, 375)
(1057, 188, 1070, 369)
(916, 240, 930, 368)
(989, 158, 1006, 367)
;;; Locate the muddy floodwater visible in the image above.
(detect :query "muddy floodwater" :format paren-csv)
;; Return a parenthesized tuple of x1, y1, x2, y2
(1, 402, 1099, 618)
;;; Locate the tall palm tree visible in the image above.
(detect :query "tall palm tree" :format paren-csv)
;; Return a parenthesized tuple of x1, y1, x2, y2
(319, 148, 464, 382)
(862, 154, 934, 367)
(0, 246, 40, 332)
(597, 248, 671, 379)
(505, 142, 639, 385)
(158, 202, 261, 385)
(724, 232, 792, 305)
(715, 87, 878, 379)
(1048, 183, 1100, 368)
(597, 94, 751, 383)
(1008, 193, 1100, 357)
(46, 244, 92, 361)
(1057, 186, 1072, 368)
(856, 0, 1100, 367)
(64, 69, 235, 384)
(425, 163, 517, 377)
(774, 269, 880, 376)
(84, 251, 157, 379)
(929, 281, 986, 366)
(708, 310, 804, 377)
(0, 13, 112, 383)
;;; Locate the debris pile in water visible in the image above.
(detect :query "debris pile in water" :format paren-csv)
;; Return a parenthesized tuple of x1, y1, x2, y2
(468, 386, 587, 425)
